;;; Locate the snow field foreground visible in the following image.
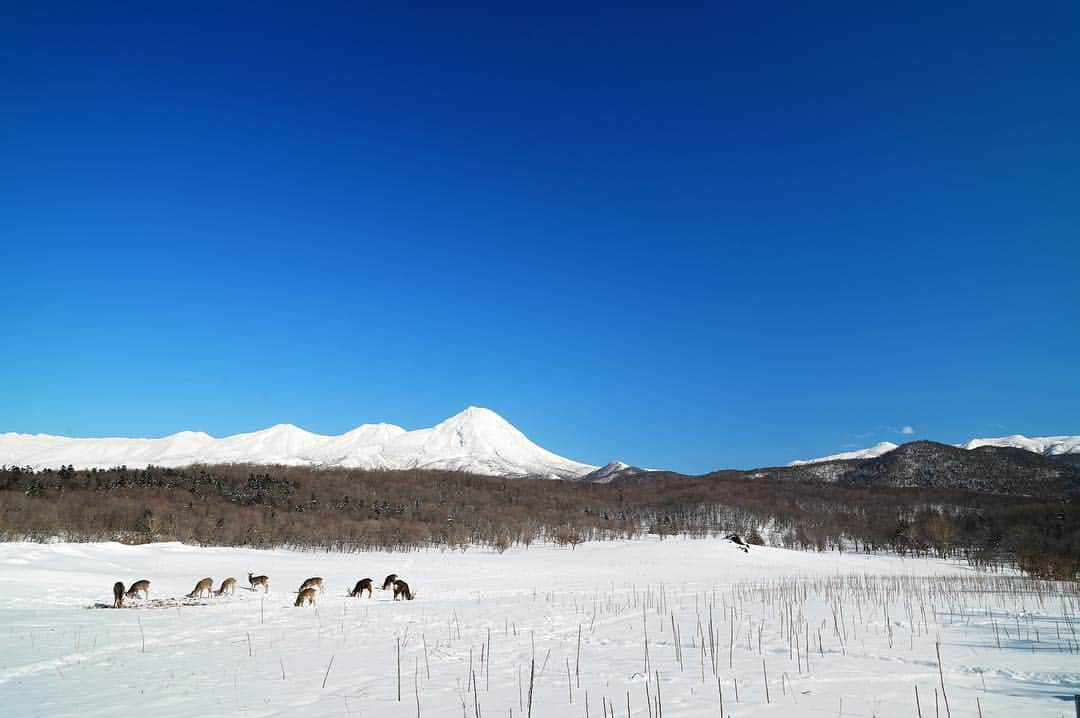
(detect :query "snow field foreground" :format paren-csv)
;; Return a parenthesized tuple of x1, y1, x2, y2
(0, 539, 1076, 717)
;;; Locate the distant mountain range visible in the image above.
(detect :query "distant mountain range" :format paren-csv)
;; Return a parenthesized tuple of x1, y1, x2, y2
(790, 434, 1080, 465)
(2, 410, 1077, 495)
(733, 440, 1080, 498)
(0, 407, 595, 479)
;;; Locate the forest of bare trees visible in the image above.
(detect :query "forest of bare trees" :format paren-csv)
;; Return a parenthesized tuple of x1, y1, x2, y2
(0, 463, 1074, 579)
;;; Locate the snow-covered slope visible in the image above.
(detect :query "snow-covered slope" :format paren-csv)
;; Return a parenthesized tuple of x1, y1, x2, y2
(792, 433, 1080, 466)
(960, 434, 1080, 456)
(0, 407, 597, 479)
(788, 441, 899, 466)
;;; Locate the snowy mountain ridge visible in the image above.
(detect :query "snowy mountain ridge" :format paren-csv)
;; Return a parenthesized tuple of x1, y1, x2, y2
(0, 407, 597, 479)
(790, 434, 1080, 466)
(959, 434, 1080, 456)
(5, 411, 1078, 480)
(787, 441, 900, 466)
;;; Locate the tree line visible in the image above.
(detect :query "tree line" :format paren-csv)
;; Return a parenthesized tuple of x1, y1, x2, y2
(0, 464, 1074, 579)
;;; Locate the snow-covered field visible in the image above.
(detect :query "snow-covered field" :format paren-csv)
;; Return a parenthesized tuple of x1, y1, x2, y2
(0, 538, 1076, 717)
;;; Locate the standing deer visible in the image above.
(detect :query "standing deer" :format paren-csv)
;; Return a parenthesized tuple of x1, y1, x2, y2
(392, 579, 414, 601)
(113, 581, 125, 608)
(218, 577, 237, 596)
(125, 580, 150, 600)
(381, 574, 398, 591)
(188, 577, 213, 599)
(299, 577, 324, 594)
(349, 578, 373, 598)
(294, 587, 317, 607)
(248, 572, 269, 593)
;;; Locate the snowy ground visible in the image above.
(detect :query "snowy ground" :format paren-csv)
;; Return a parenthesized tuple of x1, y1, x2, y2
(0, 538, 1076, 717)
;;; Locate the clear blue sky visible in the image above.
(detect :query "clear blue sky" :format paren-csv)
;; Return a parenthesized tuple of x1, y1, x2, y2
(2, 3, 1078, 472)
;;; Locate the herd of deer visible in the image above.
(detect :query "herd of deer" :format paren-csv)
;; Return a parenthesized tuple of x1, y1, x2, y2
(110, 573, 414, 608)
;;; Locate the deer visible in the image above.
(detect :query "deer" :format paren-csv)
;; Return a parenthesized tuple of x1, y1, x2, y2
(381, 574, 398, 591)
(392, 579, 414, 601)
(125, 580, 150, 600)
(349, 578, 373, 598)
(294, 587, 317, 607)
(113, 581, 125, 608)
(248, 572, 269, 593)
(188, 577, 213, 599)
(218, 577, 237, 596)
(299, 577, 324, 594)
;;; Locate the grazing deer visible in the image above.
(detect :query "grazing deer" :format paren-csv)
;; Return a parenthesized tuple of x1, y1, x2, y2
(113, 581, 125, 608)
(218, 577, 237, 596)
(125, 579, 150, 599)
(392, 579, 414, 601)
(381, 574, 398, 591)
(349, 578, 373, 598)
(188, 577, 213, 599)
(248, 572, 269, 593)
(294, 587, 317, 607)
(299, 577, 324, 593)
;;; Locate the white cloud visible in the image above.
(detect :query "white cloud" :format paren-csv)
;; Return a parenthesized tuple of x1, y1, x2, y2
(900, 425, 914, 435)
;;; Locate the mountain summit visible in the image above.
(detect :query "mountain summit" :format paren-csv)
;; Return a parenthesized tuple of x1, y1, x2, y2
(0, 407, 597, 479)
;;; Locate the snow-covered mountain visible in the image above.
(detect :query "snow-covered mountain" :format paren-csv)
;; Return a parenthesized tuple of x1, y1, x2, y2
(959, 434, 1080, 456)
(586, 460, 633, 481)
(788, 441, 899, 466)
(8, 411, 1077, 480)
(0, 407, 598, 479)
(791, 434, 1080, 466)
(579, 460, 653, 483)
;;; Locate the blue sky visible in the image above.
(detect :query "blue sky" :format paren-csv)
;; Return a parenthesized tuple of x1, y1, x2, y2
(2, 3, 1078, 472)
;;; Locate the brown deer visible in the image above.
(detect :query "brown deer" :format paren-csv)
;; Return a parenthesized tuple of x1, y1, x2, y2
(218, 577, 237, 596)
(381, 574, 398, 591)
(299, 577, 324, 593)
(349, 578, 373, 598)
(248, 572, 269, 593)
(113, 581, 125, 608)
(125, 580, 150, 599)
(188, 577, 213, 599)
(392, 579, 414, 601)
(294, 587, 317, 607)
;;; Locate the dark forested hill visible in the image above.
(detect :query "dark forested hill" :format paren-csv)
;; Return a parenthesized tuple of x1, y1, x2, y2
(841, 442, 1079, 495)
(700, 441, 1080, 498)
